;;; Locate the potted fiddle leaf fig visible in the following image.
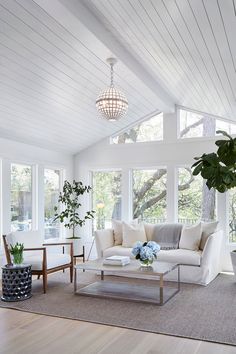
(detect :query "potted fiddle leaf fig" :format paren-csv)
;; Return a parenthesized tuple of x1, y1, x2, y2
(54, 180, 95, 255)
(192, 130, 236, 275)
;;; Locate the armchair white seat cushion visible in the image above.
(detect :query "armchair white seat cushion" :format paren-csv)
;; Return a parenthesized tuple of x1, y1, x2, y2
(24, 253, 71, 270)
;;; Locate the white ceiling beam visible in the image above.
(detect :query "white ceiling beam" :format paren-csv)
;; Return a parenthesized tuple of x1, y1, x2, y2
(34, 0, 175, 113)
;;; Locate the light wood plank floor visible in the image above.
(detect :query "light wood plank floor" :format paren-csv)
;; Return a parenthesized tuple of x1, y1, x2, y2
(0, 308, 236, 354)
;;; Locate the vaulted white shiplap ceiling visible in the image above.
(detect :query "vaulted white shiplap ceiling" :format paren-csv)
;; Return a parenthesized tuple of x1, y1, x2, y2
(0, 0, 235, 153)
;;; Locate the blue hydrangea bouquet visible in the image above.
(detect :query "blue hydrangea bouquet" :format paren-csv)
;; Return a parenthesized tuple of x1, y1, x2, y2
(132, 241, 160, 267)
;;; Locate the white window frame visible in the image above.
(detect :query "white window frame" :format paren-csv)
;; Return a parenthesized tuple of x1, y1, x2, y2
(90, 169, 123, 232)
(10, 161, 35, 233)
(43, 167, 65, 240)
(177, 105, 236, 140)
(110, 111, 164, 145)
(131, 166, 167, 222)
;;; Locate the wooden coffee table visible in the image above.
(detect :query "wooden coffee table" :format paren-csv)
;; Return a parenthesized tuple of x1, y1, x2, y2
(74, 259, 180, 305)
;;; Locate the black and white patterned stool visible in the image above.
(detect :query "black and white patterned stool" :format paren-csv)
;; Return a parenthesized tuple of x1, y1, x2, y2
(1, 264, 32, 302)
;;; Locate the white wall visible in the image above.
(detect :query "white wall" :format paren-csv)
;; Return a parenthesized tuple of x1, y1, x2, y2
(0, 137, 74, 244)
(74, 111, 233, 271)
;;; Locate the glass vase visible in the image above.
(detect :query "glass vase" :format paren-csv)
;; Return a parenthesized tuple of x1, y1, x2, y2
(12, 253, 24, 266)
(140, 258, 154, 267)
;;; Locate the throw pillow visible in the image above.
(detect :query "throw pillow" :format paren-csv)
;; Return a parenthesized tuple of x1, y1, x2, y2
(122, 222, 147, 248)
(200, 221, 219, 250)
(112, 219, 138, 246)
(179, 222, 202, 251)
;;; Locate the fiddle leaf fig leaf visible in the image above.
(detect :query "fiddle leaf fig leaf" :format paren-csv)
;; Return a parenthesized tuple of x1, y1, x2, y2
(192, 162, 203, 175)
(192, 131, 236, 193)
(216, 130, 233, 139)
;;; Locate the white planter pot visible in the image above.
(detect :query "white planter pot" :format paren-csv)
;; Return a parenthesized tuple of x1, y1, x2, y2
(230, 251, 236, 279)
(67, 238, 83, 256)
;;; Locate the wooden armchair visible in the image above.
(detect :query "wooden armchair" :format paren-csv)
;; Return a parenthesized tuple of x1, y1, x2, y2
(3, 231, 74, 293)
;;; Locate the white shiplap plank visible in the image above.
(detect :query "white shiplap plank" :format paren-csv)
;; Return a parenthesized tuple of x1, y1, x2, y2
(189, 0, 235, 113)
(15, 0, 160, 109)
(91, 0, 210, 112)
(175, 0, 232, 117)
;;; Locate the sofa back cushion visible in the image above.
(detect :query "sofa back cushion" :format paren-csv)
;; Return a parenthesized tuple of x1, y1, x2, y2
(112, 219, 138, 245)
(200, 221, 218, 250)
(179, 223, 202, 251)
(122, 222, 147, 247)
(144, 223, 183, 250)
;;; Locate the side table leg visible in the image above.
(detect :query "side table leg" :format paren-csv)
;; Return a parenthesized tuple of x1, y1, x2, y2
(160, 275, 164, 305)
(74, 267, 77, 294)
(178, 265, 180, 291)
(101, 270, 104, 280)
(83, 245, 85, 272)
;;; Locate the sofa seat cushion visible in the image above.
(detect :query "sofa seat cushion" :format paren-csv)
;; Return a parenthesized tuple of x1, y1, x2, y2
(157, 249, 202, 266)
(103, 246, 133, 258)
(23, 253, 71, 270)
(103, 246, 202, 266)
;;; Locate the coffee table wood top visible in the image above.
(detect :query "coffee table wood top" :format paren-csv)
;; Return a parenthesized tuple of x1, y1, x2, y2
(75, 258, 178, 276)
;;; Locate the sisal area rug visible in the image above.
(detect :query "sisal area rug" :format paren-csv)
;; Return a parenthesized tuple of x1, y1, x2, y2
(1, 271, 236, 346)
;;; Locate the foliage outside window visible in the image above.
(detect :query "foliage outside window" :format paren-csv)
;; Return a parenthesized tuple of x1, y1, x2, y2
(111, 113, 163, 144)
(229, 188, 236, 243)
(179, 109, 236, 139)
(44, 169, 61, 240)
(92, 171, 122, 231)
(11, 164, 32, 232)
(132, 169, 167, 222)
(178, 168, 216, 225)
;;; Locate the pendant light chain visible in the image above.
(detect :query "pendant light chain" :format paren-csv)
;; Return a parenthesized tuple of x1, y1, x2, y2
(96, 57, 128, 121)
(110, 62, 114, 88)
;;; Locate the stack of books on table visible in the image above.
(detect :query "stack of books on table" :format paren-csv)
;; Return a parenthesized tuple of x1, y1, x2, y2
(103, 255, 130, 266)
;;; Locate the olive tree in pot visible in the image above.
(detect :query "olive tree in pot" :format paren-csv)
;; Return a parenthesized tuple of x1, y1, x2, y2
(192, 130, 236, 276)
(54, 180, 95, 255)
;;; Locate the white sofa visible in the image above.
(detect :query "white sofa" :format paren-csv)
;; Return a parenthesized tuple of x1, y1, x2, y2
(95, 223, 223, 285)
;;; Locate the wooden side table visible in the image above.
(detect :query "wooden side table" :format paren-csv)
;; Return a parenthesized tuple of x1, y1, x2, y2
(1, 264, 32, 302)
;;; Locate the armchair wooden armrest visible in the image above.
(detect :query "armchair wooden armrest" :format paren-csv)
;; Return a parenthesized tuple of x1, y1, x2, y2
(42, 242, 73, 246)
(24, 247, 46, 251)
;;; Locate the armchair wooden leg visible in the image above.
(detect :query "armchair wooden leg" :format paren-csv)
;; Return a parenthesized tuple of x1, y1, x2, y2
(43, 272, 47, 294)
(70, 264, 73, 283)
(37, 275, 40, 280)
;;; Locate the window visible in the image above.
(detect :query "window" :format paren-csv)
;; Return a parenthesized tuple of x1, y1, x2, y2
(92, 171, 122, 231)
(178, 167, 216, 224)
(111, 113, 163, 144)
(132, 168, 167, 223)
(179, 108, 236, 139)
(229, 189, 236, 243)
(44, 169, 61, 240)
(215, 120, 236, 135)
(11, 163, 32, 232)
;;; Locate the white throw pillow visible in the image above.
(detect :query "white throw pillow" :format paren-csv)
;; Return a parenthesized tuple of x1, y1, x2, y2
(122, 222, 147, 248)
(200, 221, 218, 250)
(179, 223, 202, 251)
(112, 219, 138, 246)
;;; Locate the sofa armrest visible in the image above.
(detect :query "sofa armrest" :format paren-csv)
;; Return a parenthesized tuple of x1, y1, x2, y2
(94, 229, 114, 258)
(201, 230, 223, 270)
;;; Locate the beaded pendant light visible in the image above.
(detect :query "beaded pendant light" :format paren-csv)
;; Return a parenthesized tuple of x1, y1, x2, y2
(96, 58, 128, 121)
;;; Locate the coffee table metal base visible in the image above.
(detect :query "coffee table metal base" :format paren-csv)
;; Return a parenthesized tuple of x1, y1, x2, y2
(76, 280, 179, 305)
(74, 265, 180, 306)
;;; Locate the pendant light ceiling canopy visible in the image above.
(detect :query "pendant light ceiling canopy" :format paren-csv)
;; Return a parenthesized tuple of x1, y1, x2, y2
(96, 58, 128, 122)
